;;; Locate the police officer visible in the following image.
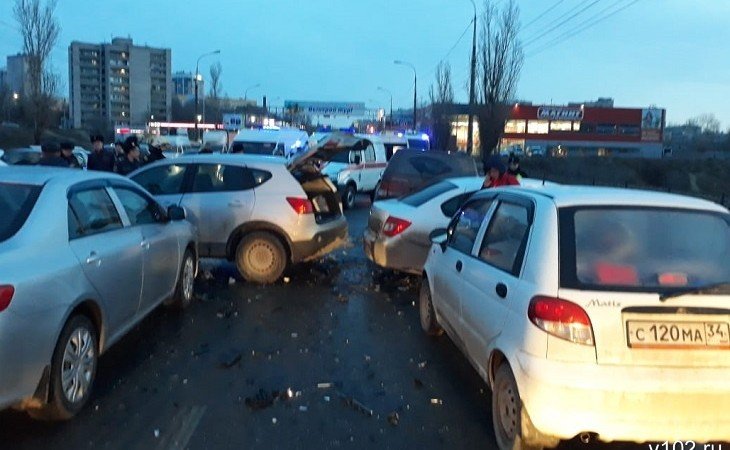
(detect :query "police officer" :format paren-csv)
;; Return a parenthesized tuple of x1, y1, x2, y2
(60, 142, 81, 168)
(116, 136, 143, 175)
(87, 134, 115, 172)
(38, 141, 69, 167)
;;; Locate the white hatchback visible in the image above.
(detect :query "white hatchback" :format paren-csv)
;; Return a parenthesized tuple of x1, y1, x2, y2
(421, 185, 730, 448)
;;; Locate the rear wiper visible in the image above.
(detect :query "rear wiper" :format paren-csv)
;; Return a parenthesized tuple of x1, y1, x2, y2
(659, 282, 730, 301)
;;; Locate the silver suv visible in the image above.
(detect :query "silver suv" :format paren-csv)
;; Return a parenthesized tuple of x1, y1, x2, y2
(130, 153, 347, 283)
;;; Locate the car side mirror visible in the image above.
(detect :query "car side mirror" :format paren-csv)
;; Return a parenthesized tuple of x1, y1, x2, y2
(429, 228, 448, 252)
(167, 205, 186, 221)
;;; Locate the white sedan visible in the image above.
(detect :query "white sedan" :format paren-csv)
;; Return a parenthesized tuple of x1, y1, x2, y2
(421, 184, 730, 448)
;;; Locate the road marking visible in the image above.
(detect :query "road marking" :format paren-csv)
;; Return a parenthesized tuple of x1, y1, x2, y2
(156, 405, 207, 450)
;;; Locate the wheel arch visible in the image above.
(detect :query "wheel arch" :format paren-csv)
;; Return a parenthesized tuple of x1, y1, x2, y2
(488, 349, 508, 389)
(226, 221, 293, 263)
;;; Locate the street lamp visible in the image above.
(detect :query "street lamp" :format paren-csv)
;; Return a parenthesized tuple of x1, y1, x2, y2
(244, 83, 261, 101)
(466, 0, 478, 155)
(394, 60, 417, 131)
(377, 86, 393, 128)
(194, 50, 220, 141)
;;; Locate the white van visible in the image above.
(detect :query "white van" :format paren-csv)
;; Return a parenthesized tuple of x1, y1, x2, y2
(379, 132, 431, 160)
(230, 127, 308, 159)
(156, 135, 194, 158)
(202, 130, 230, 153)
(319, 134, 387, 209)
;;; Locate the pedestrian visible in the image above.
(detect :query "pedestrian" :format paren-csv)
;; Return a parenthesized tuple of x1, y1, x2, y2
(507, 153, 528, 181)
(87, 134, 116, 172)
(60, 142, 81, 169)
(114, 141, 126, 166)
(482, 155, 520, 188)
(37, 141, 69, 167)
(116, 136, 143, 175)
(146, 139, 166, 163)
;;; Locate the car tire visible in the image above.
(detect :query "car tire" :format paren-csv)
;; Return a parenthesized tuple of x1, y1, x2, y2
(236, 231, 287, 284)
(167, 249, 195, 309)
(342, 184, 356, 210)
(419, 278, 443, 336)
(493, 364, 555, 450)
(28, 315, 98, 421)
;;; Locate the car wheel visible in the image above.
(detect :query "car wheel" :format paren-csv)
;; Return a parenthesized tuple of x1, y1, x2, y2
(419, 278, 443, 336)
(493, 364, 552, 450)
(236, 231, 287, 284)
(28, 315, 98, 421)
(167, 250, 195, 309)
(342, 184, 356, 210)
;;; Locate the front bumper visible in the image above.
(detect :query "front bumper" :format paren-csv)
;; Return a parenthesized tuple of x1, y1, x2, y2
(513, 351, 730, 443)
(362, 229, 427, 275)
(290, 216, 348, 263)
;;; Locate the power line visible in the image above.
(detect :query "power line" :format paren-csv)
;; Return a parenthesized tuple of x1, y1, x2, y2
(526, 0, 641, 57)
(521, 0, 568, 31)
(436, 18, 474, 70)
(522, 0, 601, 48)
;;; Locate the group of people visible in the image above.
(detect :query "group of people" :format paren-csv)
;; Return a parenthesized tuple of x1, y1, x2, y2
(38, 134, 166, 175)
(482, 153, 528, 189)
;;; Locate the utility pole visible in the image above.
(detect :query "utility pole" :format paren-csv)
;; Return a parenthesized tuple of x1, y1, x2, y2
(394, 60, 418, 131)
(194, 50, 220, 141)
(467, 0, 477, 154)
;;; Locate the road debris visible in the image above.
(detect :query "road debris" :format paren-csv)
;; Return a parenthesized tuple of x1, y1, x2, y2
(387, 411, 400, 426)
(228, 277, 236, 285)
(338, 392, 374, 417)
(291, 332, 298, 339)
(418, 361, 427, 369)
(272, 417, 277, 424)
(283, 277, 290, 283)
(317, 382, 333, 389)
(218, 349, 242, 368)
(298, 405, 308, 412)
(430, 398, 443, 405)
(324, 396, 331, 402)
(154, 429, 160, 438)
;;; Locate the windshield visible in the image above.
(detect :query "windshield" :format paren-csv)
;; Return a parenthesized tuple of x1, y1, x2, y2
(236, 141, 279, 155)
(0, 183, 42, 242)
(401, 181, 457, 207)
(560, 207, 730, 292)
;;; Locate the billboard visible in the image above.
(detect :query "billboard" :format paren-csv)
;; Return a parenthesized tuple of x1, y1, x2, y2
(641, 108, 663, 141)
(537, 106, 584, 121)
(284, 101, 366, 117)
(223, 113, 243, 131)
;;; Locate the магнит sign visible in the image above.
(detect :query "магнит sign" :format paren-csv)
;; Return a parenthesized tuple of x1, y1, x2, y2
(537, 107, 584, 121)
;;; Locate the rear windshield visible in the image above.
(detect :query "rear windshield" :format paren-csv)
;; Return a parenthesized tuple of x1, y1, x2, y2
(560, 207, 730, 292)
(401, 181, 457, 207)
(0, 183, 42, 242)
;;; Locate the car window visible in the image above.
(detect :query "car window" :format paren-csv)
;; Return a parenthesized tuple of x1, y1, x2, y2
(449, 199, 494, 254)
(364, 144, 376, 162)
(114, 188, 161, 226)
(131, 164, 187, 195)
(191, 164, 255, 193)
(0, 183, 41, 243)
(565, 208, 730, 291)
(410, 156, 452, 176)
(330, 151, 350, 163)
(478, 202, 531, 275)
(441, 191, 476, 218)
(401, 181, 457, 207)
(251, 169, 273, 186)
(68, 188, 123, 239)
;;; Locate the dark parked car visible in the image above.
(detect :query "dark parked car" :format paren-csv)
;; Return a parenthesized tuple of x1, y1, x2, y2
(373, 149, 479, 201)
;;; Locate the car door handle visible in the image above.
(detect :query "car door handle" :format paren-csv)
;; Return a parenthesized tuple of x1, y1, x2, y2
(496, 283, 508, 299)
(140, 240, 150, 250)
(455, 260, 463, 273)
(86, 252, 100, 265)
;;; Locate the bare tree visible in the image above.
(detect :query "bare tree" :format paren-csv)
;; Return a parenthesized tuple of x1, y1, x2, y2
(13, 0, 60, 142)
(429, 62, 456, 150)
(475, 0, 523, 162)
(687, 113, 721, 134)
(209, 62, 223, 100)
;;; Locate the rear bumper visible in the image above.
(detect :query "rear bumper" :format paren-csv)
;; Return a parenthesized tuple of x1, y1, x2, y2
(290, 216, 348, 263)
(513, 351, 730, 443)
(362, 229, 426, 275)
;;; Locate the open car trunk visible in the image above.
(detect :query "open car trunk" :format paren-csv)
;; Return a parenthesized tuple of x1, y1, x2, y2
(292, 169, 342, 224)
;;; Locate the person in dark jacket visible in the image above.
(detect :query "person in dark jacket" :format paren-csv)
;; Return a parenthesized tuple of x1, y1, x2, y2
(38, 141, 69, 167)
(482, 156, 520, 188)
(146, 140, 166, 163)
(87, 134, 115, 172)
(114, 141, 126, 166)
(507, 153, 528, 181)
(60, 142, 81, 169)
(116, 136, 143, 175)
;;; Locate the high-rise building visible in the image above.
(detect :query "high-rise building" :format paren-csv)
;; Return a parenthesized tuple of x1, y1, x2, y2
(172, 71, 204, 105)
(68, 37, 172, 130)
(6, 54, 31, 97)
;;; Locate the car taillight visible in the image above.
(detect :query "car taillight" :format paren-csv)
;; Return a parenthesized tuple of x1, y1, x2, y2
(0, 285, 15, 312)
(528, 296, 594, 346)
(382, 216, 411, 237)
(286, 197, 314, 215)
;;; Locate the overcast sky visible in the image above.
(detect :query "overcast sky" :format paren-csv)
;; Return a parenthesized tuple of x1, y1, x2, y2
(0, 0, 728, 127)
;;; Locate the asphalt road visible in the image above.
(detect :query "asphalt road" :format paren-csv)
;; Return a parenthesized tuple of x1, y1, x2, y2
(0, 197, 658, 450)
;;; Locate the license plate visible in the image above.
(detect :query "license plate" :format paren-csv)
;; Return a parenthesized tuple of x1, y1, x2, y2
(626, 320, 730, 349)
